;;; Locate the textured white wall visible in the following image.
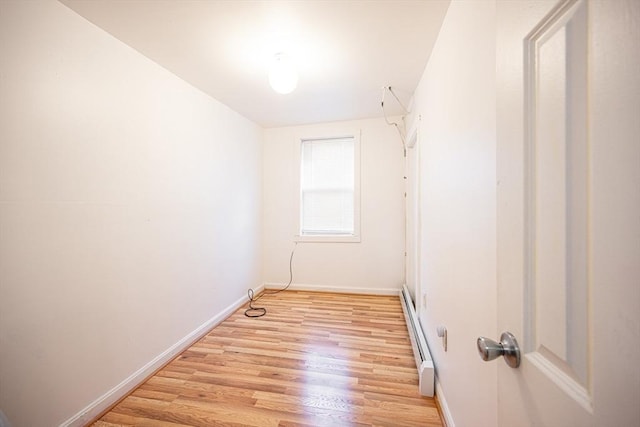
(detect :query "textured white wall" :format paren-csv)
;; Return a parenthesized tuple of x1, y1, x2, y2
(262, 118, 405, 294)
(408, 1, 498, 426)
(0, 1, 262, 425)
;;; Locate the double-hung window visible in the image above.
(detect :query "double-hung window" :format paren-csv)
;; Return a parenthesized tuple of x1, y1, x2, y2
(297, 133, 360, 242)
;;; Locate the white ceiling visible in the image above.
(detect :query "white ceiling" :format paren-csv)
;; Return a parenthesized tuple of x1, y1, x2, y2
(60, 0, 450, 128)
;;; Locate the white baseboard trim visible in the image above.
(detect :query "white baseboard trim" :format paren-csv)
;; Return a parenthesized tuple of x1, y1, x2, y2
(263, 282, 400, 296)
(59, 290, 255, 427)
(435, 376, 455, 427)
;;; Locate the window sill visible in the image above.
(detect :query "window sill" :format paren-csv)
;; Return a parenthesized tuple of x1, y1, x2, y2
(295, 234, 361, 243)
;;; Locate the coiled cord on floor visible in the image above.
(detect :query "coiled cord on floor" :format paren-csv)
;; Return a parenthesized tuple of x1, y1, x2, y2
(245, 242, 297, 318)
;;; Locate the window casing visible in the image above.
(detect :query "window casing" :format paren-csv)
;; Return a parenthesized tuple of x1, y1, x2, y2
(296, 133, 360, 242)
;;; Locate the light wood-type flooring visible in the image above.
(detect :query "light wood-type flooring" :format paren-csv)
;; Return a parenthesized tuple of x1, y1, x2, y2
(93, 290, 443, 427)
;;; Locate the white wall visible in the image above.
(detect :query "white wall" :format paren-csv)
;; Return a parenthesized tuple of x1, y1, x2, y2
(408, 1, 498, 426)
(262, 118, 405, 294)
(0, 1, 262, 425)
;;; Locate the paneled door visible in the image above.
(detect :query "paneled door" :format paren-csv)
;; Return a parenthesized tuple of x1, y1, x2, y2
(405, 129, 421, 310)
(494, 0, 639, 426)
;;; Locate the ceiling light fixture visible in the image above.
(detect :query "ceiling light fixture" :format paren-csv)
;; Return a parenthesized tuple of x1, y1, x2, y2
(269, 53, 298, 94)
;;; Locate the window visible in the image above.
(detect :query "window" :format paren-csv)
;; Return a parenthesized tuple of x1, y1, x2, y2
(297, 134, 360, 242)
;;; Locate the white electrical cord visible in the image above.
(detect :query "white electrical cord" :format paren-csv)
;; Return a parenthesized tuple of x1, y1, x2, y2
(381, 86, 408, 147)
(245, 242, 298, 318)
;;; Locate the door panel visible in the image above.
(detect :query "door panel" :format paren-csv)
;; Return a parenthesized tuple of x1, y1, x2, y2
(523, 0, 590, 401)
(496, 0, 640, 426)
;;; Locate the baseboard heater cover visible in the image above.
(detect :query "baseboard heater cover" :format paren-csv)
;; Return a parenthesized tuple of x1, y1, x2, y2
(400, 284, 434, 397)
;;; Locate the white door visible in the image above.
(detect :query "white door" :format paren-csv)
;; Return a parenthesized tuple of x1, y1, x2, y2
(494, 0, 640, 426)
(405, 129, 421, 309)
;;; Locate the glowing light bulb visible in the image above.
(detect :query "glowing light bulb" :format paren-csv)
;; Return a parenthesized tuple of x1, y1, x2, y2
(269, 53, 298, 94)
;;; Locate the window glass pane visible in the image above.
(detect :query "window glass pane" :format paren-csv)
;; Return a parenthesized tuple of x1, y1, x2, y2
(302, 190, 354, 234)
(302, 139, 354, 190)
(300, 137, 355, 235)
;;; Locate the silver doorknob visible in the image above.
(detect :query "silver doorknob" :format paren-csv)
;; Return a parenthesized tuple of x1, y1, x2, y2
(477, 331, 521, 368)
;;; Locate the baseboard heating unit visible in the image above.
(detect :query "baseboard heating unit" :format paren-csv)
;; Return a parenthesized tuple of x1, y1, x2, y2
(399, 284, 434, 397)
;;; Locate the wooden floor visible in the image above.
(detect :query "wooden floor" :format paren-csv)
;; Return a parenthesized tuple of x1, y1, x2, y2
(93, 291, 443, 427)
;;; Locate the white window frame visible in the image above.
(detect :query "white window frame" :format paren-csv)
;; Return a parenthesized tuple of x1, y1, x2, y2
(294, 130, 361, 243)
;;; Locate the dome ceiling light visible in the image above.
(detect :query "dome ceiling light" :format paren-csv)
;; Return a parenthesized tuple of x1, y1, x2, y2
(269, 53, 298, 95)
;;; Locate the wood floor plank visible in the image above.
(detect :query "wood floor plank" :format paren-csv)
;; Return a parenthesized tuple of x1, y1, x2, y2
(91, 291, 443, 427)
